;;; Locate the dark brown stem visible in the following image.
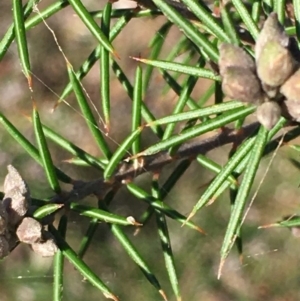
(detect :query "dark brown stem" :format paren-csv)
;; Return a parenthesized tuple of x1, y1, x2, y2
(59, 122, 261, 204)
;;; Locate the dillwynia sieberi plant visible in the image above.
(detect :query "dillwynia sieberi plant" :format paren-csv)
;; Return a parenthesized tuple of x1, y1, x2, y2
(2, 1, 300, 300)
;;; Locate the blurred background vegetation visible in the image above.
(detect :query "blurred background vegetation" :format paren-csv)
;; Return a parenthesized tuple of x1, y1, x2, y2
(1, 0, 300, 300)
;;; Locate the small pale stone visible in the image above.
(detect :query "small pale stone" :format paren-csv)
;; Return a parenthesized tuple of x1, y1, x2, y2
(16, 217, 42, 244)
(256, 101, 281, 130)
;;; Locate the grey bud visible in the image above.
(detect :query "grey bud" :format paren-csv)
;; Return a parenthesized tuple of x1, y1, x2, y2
(221, 67, 263, 103)
(255, 12, 290, 61)
(16, 217, 43, 244)
(256, 101, 282, 130)
(218, 43, 256, 77)
(256, 40, 296, 87)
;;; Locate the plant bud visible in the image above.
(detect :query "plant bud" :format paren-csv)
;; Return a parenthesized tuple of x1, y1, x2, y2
(221, 67, 263, 103)
(256, 101, 282, 129)
(255, 12, 289, 61)
(218, 43, 255, 77)
(280, 68, 300, 101)
(16, 217, 42, 244)
(256, 40, 296, 87)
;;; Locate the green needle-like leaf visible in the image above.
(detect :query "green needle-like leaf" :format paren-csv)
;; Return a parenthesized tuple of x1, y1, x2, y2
(293, 0, 300, 41)
(161, 36, 195, 95)
(196, 154, 238, 187)
(49, 225, 119, 301)
(42, 124, 107, 170)
(163, 58, 203, 140)
(59, 14, 131, 102)
(13, 0, 32, 87)
(274, 0, 285, 24)
(132, 66, 143, 155)
(24, 1, 69, 30)
(276, 216, 300, 228)
(219, 126, 269, 276)
(136, 106, 255, 157)
(127, 183, 205, 233)
(147, 101, 245, 127)
(190, 136, 256, 216)
(110, 223, 167, 300)
(0, 0, 42, 60)
(138, 159, 191, 228)
(132, 57, 220, 81)
(161, 70, 199, 110)
(151, 0, 219, 61)
(221, 4, 241, 45)
(33, 105, 61, 193)
(195, 118, 287, 209)
(232, 0, 259, 39)
(103, 127, 143, 180)
(53, 215, 67, 301)
(67, 63, 112, 159)
(70, 203, 141, 226)
(100, 2, 112, 132)
(33, 203, 63, 220)
(77, 218, 98, 259)
(78, 192, 115, 259)
(181, 0, 230, 42)
(67, 0, 115, 55)
(152, 177, 181, 300)
(97, 200, 166, 299)
(155, 210, 180, 300)
(111, 59, 164, 138)
(251, 1, 261, 23)
(143, 21, 173, 95)
(0, 113, 72, 183)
